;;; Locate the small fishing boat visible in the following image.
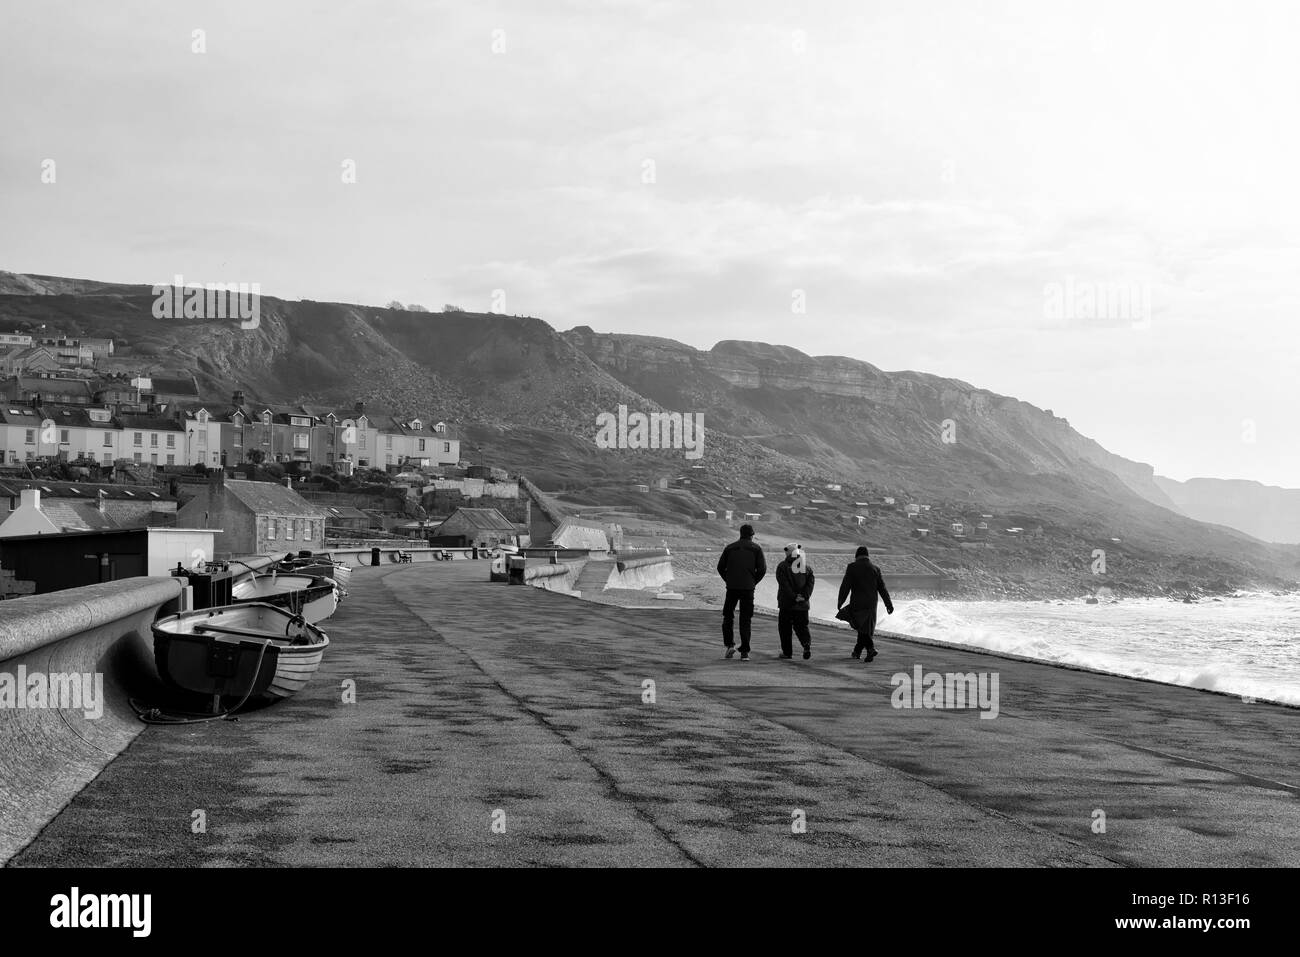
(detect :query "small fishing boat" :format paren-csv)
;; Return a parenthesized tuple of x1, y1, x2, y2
(152, 603, 330, 714)
(231, 572, 340, 623)
(275, 553, 353, 588)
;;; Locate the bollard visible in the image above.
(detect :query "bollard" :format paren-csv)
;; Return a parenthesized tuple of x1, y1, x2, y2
(371, 546, 380, 567)
(507, 555, 526, 585)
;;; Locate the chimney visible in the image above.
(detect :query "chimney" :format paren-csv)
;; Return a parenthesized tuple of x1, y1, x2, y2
(97, 488, 106, 513)
(20, 488, 40, 511)
(283, 476, 292, 488)
(353, 401, 364, 414)
(209, 467, 226, 498)
(232, 389, 244, 406)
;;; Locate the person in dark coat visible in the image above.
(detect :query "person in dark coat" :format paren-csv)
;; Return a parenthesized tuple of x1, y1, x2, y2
(837, 546, 893, 662)
(775, 543, 815, 659)
(717, 524, 766, 660)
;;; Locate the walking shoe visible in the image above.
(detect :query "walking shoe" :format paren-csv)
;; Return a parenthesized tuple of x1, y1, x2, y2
(864, 650, 878, 663)
(725, 647, 736, 659)
(778, 653, 793, 660)
(740, 653, 750, 661)
(850, 652, 861, 660)
(803, 647, 812, 660)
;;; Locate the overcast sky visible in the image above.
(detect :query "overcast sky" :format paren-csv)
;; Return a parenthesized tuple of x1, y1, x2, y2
(2, 0, 1298, 486)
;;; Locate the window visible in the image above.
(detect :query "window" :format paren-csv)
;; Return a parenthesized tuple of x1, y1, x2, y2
(166, 434, 175, 448)
(359, 432, 367, 449)
(24, 429, 33, 444)
(103, 431, 113, 447)
(443, 442, 450, 453)
(134, 432, 142, 446)
(294, 432, 309, 450)
(166, 454, 175, 465)
(268, 518, 277, 539)
(133, 452, 142, 463)
(285, 519, 295, 540)
(198, 431, 207, 449)
(60, 429, 69, 444)
(101, 452, 111, 464)
(233, 433, 242, 447)
(385, 435, 392, 449)
(418, 439, 426, 452)
(150, 434, 158, 447)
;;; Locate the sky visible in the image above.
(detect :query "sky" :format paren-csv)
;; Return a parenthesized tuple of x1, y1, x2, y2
(2, 0, 1298, 486)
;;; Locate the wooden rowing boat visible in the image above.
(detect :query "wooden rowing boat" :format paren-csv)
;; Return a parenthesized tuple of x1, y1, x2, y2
(231, 572, 339, 623)
(275, 555, 353, 589)
(152, 603, 330, 713)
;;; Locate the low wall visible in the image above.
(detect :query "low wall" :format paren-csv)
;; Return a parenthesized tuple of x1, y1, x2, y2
(0, 576, 182, 864)
(609, 559, 674, 590)
(323, 546, 482, 567)
(523, 561, 586, 593)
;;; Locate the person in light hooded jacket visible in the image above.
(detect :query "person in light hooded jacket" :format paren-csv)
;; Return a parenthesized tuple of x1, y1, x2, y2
(775, 542, 815, 659)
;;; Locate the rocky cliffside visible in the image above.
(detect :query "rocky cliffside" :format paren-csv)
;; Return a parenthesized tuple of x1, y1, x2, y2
(1156, 476, 1300, 544)
(562, 327, 1177, 508)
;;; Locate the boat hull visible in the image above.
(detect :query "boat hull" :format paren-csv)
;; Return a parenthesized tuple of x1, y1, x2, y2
(231, 574, 339, 623)
(152, 603, 329, 708)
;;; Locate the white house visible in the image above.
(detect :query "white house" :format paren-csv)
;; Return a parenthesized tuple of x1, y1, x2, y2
(183, 407, 224, 467)
(45, 406, 119, 464)
(118, 412, 186, 466)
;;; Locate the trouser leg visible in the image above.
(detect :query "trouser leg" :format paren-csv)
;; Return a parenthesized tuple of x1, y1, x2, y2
(722, 590, 738, 647)
(738, 591, 754, 655)
(793, 609, 811, 651)
(778, 609, 793, 656)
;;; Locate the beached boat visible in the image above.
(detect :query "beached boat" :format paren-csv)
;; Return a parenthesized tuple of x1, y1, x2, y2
(231, 572, 340, 623)
(275, 554, 353, 588)
(152, 603, 330, 713)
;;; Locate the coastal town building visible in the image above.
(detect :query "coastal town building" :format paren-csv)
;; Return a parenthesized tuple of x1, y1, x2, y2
(0, 526, 215, 596)
(431, 507, 520, 549)
(177, 470, 326, 557)
(0, 384, 463, 477)
(0, 481, 178, 536)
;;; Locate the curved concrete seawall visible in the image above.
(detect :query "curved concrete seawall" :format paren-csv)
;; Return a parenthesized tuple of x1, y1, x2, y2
(524, 561, 586, 593)
(528, 555, 675, 595)
(0, 577, 181, 864)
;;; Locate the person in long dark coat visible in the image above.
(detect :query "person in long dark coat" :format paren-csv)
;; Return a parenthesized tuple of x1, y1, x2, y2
(716, 523, 766, 660)
(775, 543, 815, 659)
(836, 546, 893, 662)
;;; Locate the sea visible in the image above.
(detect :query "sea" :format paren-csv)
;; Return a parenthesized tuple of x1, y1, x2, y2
(751, 575, 1300, 706)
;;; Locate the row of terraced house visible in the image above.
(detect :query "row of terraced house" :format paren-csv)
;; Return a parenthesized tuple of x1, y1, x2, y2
(0, 384, 460, 473)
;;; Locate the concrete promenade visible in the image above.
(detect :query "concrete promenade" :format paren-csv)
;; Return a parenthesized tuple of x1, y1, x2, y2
(11, 562, 1298, 867)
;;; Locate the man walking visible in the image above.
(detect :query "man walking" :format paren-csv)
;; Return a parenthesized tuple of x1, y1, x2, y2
(775, 543, 815, 659)
(717, 523, 766, 661)
(836, 546, 893, 662)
